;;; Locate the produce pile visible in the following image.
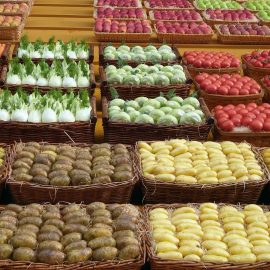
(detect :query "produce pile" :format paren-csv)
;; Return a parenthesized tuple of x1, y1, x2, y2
(150, 10, 202, 22)
(11, 142, 133, 185)
(217, 24, 270, 36)
(149, 203, 270, 263)
(195, 73, 261, 95)
(258, 11, 270, 22)
(6, 57, 91, 88)
(0, 3, 29, 15)
(243, 0, 270, 11)
(138, 140, 264, 184)
(195, 0, 242, 10)
(262, 149, 270, 170)
(0, 15, 22, 27)
(214, 103, 270, 132)
(243, 50, 270, 69)
(108, 95, 205, 125)
(96, 0, 142, 7)
(103, 44, 177, 63)
(17, 36, 90, 60)
(145, 0, 193, 9)
(204, 10, 257, 22)
(0, 202, 141, 263)
(104, 64, 186, 86)
(0, 89, 91, 123)
(95, 7, 146, 19)
(183, 50, 240, 69)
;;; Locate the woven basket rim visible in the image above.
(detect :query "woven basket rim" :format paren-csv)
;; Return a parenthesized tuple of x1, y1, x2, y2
(242, 54, 270, 73)
(95, 25, 153, 36)
(144, 203, 270, 269)
(149, 10, 203, 22)
(135, 140, 270, 188)
(8, 141, 139, 189)
(0, 203, 146, 269)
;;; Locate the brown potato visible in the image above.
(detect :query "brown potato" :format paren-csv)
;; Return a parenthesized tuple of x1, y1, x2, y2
(34, 154, 51, 166)
(48, 170, 68, 179)
(54, 159, 73, 166)
(112, 172, 132, 182)
(0, 215, 17, 224)
(55, 155, 73, 164)
(40, 225, 62, 237)
(92, 216, 112, 226)
(66, 215, 90, 226)
(11, 235, 37, 249)
(42, 145, 57, 152)
(52, 163, 73, 171)
(45, 205, 60, 213)
(63, 224, 88, 235)
(92, 148, 111, 157)
(50, 176, 70, 186)
(93, 223, 113, 232)
(19, 224, 39, 234)
(62, 204, 81, 215)
(60, 150, 76, 160)
(69, 169, 89, 178)
(111, 156, 130, 167)
(14, 174, 33, 182)
(75, 159, 92, 167)
(92, 247, 118, 261)
(0, 228, 13, 238)
(113, 147, 129, 155)
(67, 248, 92, 264)
(13, 247, 36, 262)
(92, 176, 111, 184)
(113, 230, 135, 239)
(19, 217, 42, 227)
(76, 151, 92, 160)
(114, 164, 132, 172)
(91, 144, 110, 151)
(38, 232, 60, 242)
(19, 208, 40, 219)
(72, 162, 91, 173)
(61, 232, 82, 247)
(32, 175, 50, 185)
(119, 244, 140, 260)
(92, 164, 114, 171)
(23, 146, 39, 155)
(92, 157, 110, 166)
(88, 236, 116, 250)
(16, 151, 35, 160)
(44, 219, 64, 230)
(6, 204, 23, 213)
(26, 203, 43, 214)
(38, 240, 63, 251)
(112, 205, 139, 219)
(91, 168, 113, 178)
(32, 163, 50, 173)
(62, 210, 86, 222)
(70, 174, 91, 186)
(0, 235, 7, 244)
(64, 240, 87, 253)
(0, 244, 13, 259)
(57, 145, 73, 153)
(83, 228, 112, 242)
(0, 221, 16, 231)
(16, 229, 37, 239)
(25, 142, 40, 149)
(92, 209, 111, 218)
(114, 144, 127, 149)
(30, 167, 48, 177)
(1, 210, 17, 217)
(12, 167, 29, 175)
(38, 249, 65, 264)
(17, 157, 34, 166)
(42, 211, 61, 221)
(86, 202, 106, 214)
(106, 204, 120, 212)
(113, 219, 136, 232)
(116, 237, 139, 249)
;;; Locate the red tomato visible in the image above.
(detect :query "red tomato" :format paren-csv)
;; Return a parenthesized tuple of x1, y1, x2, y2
(221, 120, 234, 131)
(228, 88, 239, 95)
(253, 109, 260, 116)
(262, 103, 270, 109)
(214, 105, 224, 111)
(246, 112, 256, 119)
(263, 121, 270, 131)
(259, 113, 267, 119)
(239, 89, 250, 95)
(250, 120, 263, 132)
(224, 104, 235, 111)
(247, 103, 257, 109)
(231, 116, 242, 126)
(242, 117, 253, 126)
(217, 86, 228, 95)
(227, 110, 237, 117)
(239, 109, 249, 115)
(236, 104, 246, 110)
(215, 111, 228, 118)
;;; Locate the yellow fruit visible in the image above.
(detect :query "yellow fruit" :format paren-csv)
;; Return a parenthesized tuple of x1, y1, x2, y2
(219, 206, 238, 213)
(219, 176, 237, 183)
(176, 232, 201, 242)
(246, 215, 267, 224)
(173, 207, 196, 216)
(181, 228, 203, 237)
(170, 145, 188, 156)
(183, 254, 201, 262)
(152, 145, 172, 153)
(153, 233, 179, 245)
(227, 239, 253, 248)
(224, 222, 245, 232)
(198, 178, 219, 184)
(153, 166, 175, 175)
(192, 160, 208, 167)
(141, 152, 155, 160)
(152, 223, 176, 232)
(257, 254, 270, 262)
(180, 240, 201, 247)
(229, 254, 256, 264)
(247, 227, 269, 236)
(248, 234, 270, 242)
(156, 242, 178, 253)
(155, 174, 175, 182)
(178, 246, 204, 257)
(150, 208, 168, 215)
(176, 223, 201, 232)
(172, 213, 199, 222)
(203, 142, 222, 149)
(202, 240, 227, 250)
(200, 203, 217, 210)
(251, 240, 270, 246)
(138, 141, 152, 151)
(223, 217, 244, 224)
(197, 171, 217, 179)
(150, 213, 169, 220)
(252, 245, 270, 255)
(248, 222, 268, 230)
(223, 234, 245, 243)
(217, 170, 233, 179)
(229, 246, 252, 255)
(202, 255, 228, 263)
(175, 168, 196, 177)
(203, 233, 222, 241)
(157, 252, 182, 260)
(201, 208, 218, 215)
(153, 228, 175, 236)
(206, 248, 229, 258)
(200, 213, 219, 222)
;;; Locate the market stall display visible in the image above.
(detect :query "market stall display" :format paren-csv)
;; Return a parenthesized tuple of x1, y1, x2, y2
(0, 202, 144, 270)
(8, 142, 137, 203)
(145, 203, 270, 269)
(137, 140, 268, 203)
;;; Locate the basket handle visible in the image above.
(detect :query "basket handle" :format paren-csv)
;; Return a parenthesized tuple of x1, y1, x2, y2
(102, 97, 109, 123)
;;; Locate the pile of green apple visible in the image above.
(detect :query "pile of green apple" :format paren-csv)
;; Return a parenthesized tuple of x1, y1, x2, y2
(244, 0, 270, 11)
(105, 64, 186, 86)
(195, 0, 242, 9)
(257, 10, 270, 21)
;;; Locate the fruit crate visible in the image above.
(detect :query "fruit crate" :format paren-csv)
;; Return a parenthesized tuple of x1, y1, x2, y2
(242, 54, 270, 82)
(99, 44, 182, 67)
(148, 10, 203, 22)
(215, 24, 270, 44)
(12, 43, 94, 64)
(0, 64, 96, 95)
(0, 96, 97, 144)
(7, 142, 139, 204)
(99, 66, 192, 100)
(0, 15, 25, 41)
(144, 0, 194, 11)
(260, 77, 270, 102)
(202, 10, 259, 27)
(93, 7, 148, 20)
(136, 142, 269, 203)
(155, 25, 213, 44)
(194, 81, 264, 111)
(144, 203, 270, 270)
(0, 203, 145, 270)
(102, 97, 213, 145)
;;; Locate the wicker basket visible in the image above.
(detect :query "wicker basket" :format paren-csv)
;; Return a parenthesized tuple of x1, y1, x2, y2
(93, 7, 147, 20)
(149, 10, 203, 22)
(155, 25, 213, 44)
(213, 121, 270, 147)
(99, 44, 182, 67)
(0, 65, 96, 95)
(7, 142, 139, 204)
(0, 203, 145, 270)
(215, 24, 270, 44)
(0, 16, 25, 41)
(100, 66, 192, 100)
(0, 43, 11, 64)
(196, 82, 264, 111)
(202, 10, 259, 27)
(103, 97, 213, 145)
(94, 0, 142, 8)
(95, 29, 152, 42)
(12, 43, 94, 64)
(144, 203, 270, 270)
(0, 97, 97, 144)
(144, 0, 194, 11)
(242, 54, 270, 82)
(137, 141, 269, 204)
(261, 78, 270, 102)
